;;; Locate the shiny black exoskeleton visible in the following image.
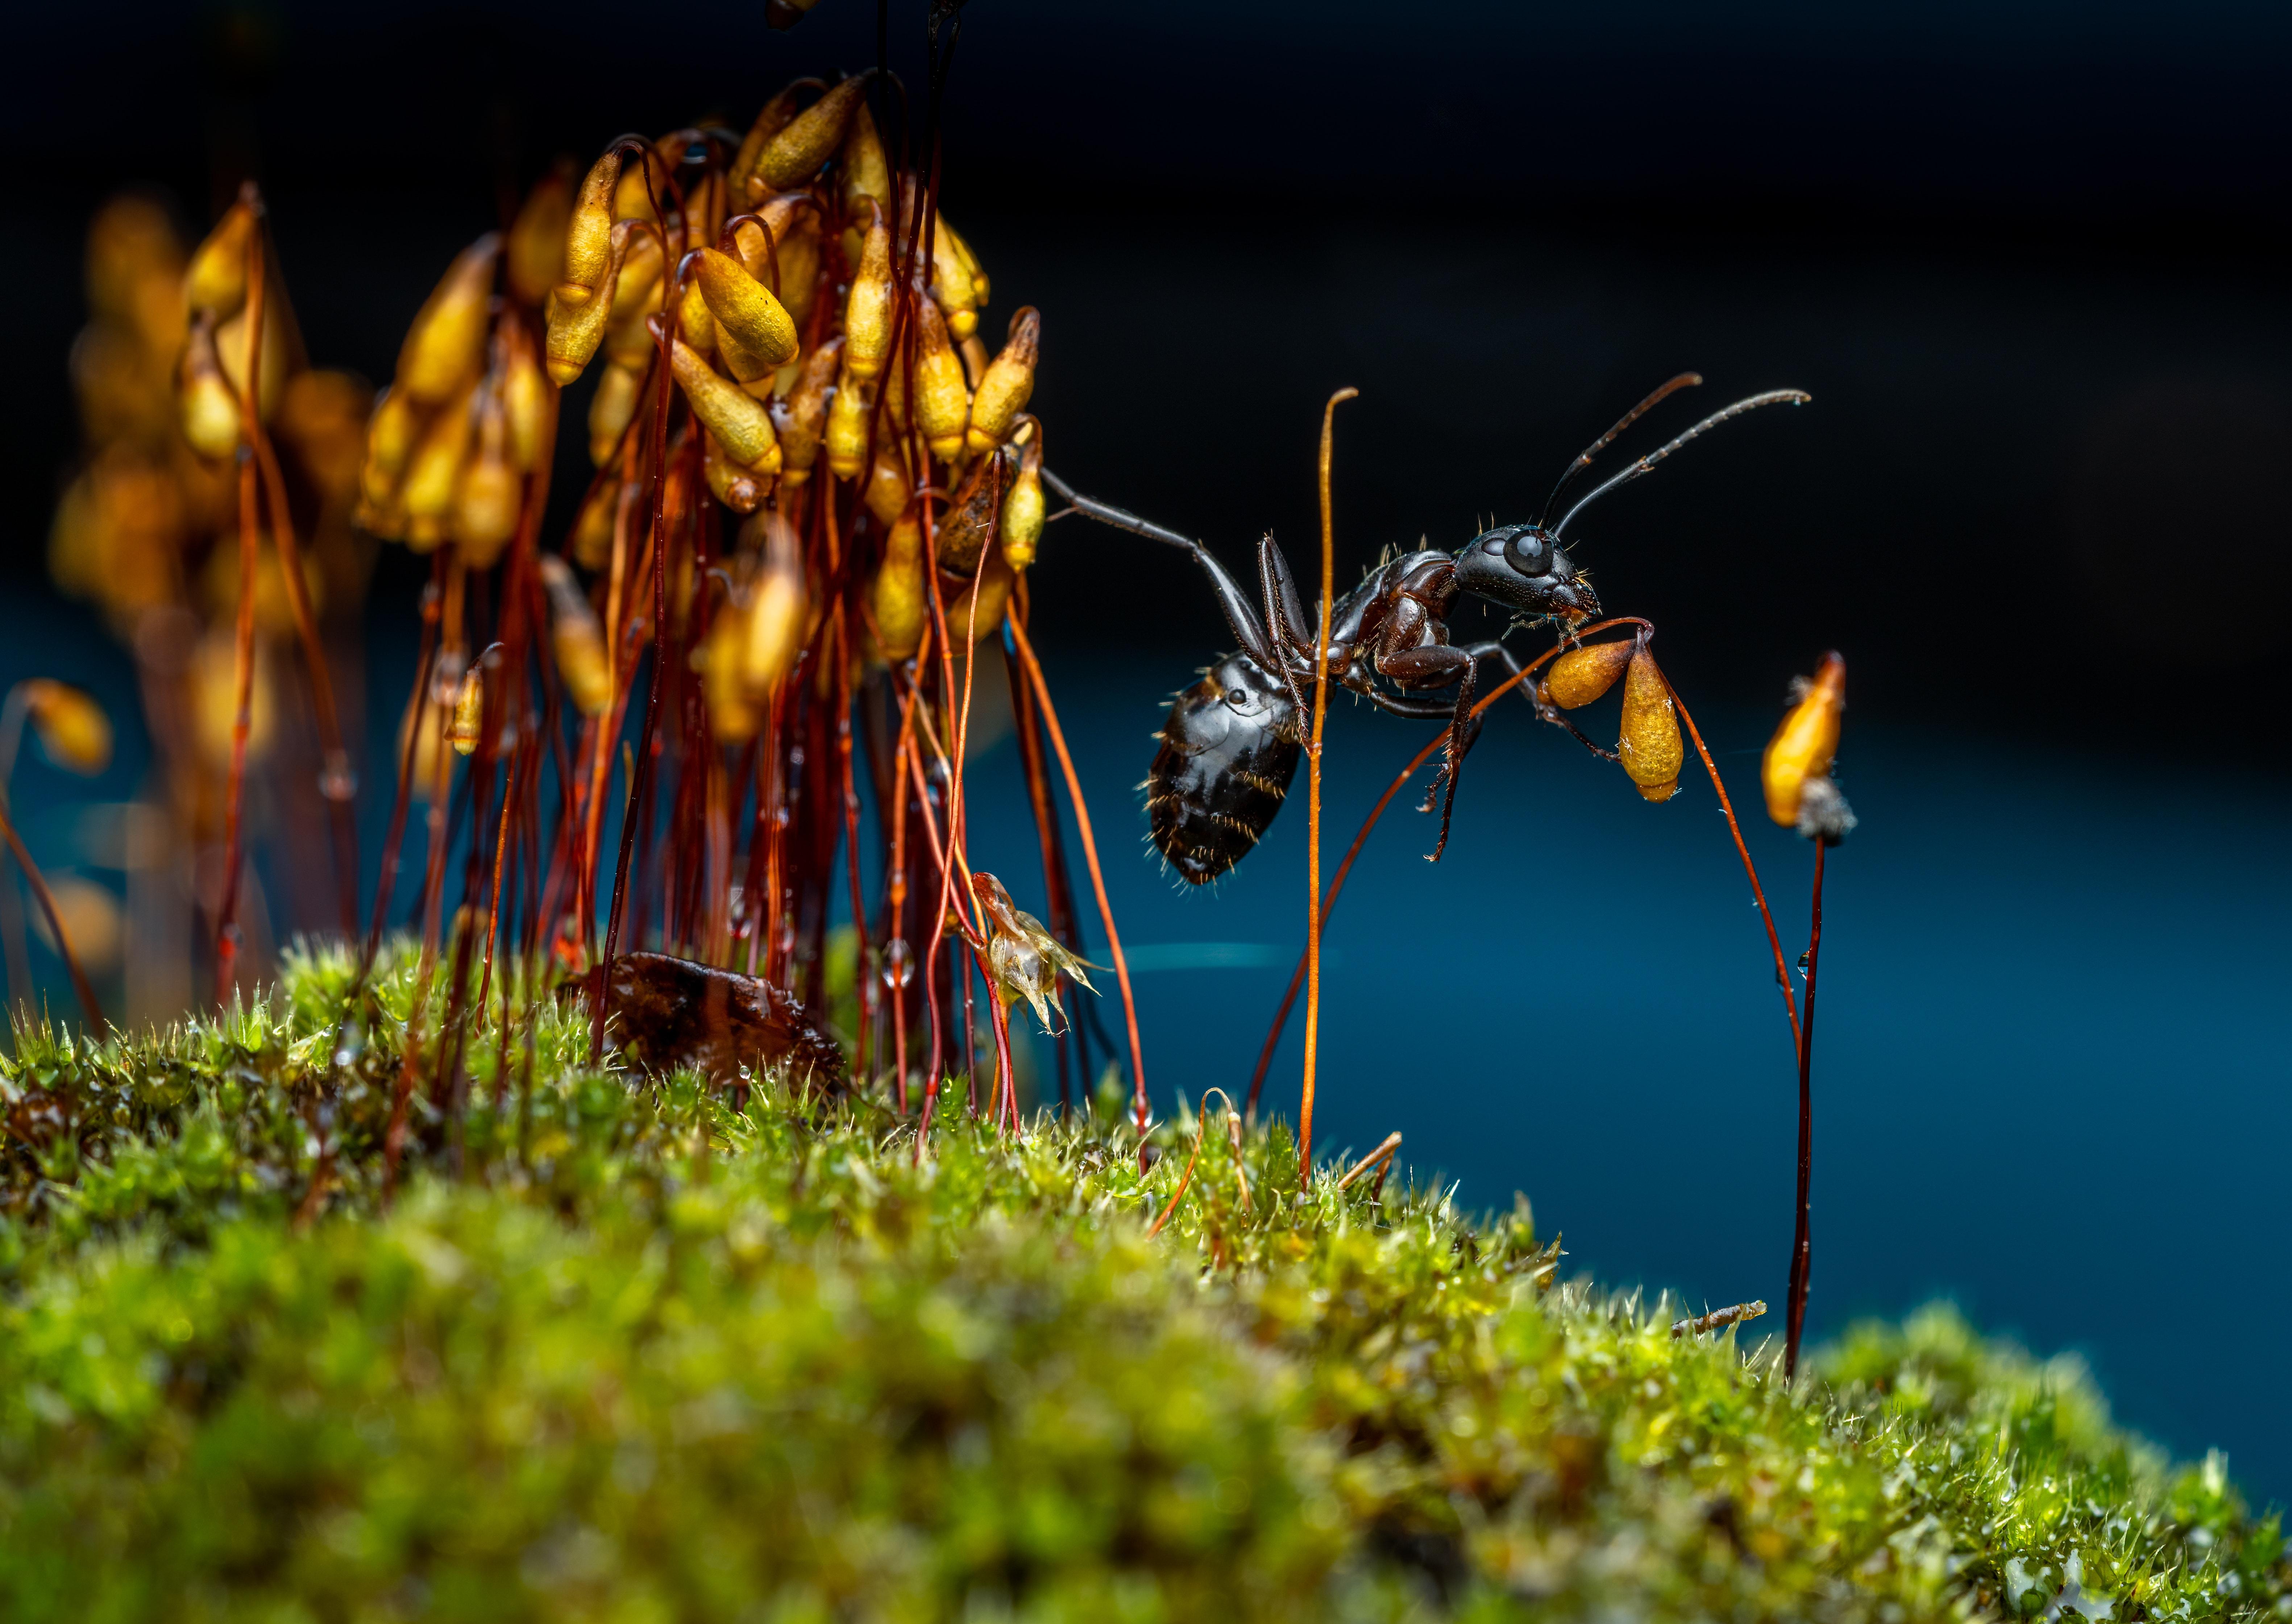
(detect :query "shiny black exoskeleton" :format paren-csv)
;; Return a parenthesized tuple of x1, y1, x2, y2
(1145, 653, 1304, 883)
(1046, 376, 1809, 878)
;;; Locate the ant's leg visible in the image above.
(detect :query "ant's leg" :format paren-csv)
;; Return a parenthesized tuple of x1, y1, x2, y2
(1463, 641, 1619, 763)
(1041, 469, 1281, 672)
(1426, 659, 1479, 863)
(1256, 536, 1311, 714)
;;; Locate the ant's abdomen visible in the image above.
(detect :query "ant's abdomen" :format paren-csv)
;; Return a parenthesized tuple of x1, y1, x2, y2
(1144, 654, 1303, 884)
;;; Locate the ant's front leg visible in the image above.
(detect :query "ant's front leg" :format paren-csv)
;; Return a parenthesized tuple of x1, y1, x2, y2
(1375, 643, 1479, 862)
(1463, 641, 1620, 765)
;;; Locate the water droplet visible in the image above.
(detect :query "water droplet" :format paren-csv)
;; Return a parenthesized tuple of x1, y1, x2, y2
(880, 937, 914, 991)
(318, 755, 359, 801)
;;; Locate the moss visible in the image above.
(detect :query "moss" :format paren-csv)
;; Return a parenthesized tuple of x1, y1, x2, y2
(1, 948, 2283, 1621)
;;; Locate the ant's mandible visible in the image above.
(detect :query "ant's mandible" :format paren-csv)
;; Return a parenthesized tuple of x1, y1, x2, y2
(1042, 374, 1810, 883)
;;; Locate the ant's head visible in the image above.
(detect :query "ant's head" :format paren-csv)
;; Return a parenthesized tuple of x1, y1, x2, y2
(1453, 525, 1600, 625)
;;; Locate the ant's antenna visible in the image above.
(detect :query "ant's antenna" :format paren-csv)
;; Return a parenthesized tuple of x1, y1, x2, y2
(1536, 372, 1702, 526)
(1553, 389, 1810, 538)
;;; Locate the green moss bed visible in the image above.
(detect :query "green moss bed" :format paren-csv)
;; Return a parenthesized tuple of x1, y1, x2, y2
(1, 948, 2283, 1621)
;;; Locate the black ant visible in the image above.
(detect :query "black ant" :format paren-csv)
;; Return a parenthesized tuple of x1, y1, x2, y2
(1043, 375, 1809, 882)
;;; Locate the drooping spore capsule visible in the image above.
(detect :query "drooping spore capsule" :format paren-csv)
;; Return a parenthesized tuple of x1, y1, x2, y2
(455, 384, 523, 567)
(501, 324, 549, 470)
(545, 221, 632, 385)
(772, 336, 840, 483)
(1617, 642, 1684, 802)
(823, 369, 873, 480)
(399, 383, 477, 553)
(539, 554, 612, 715)
(914, 295, 971, 463)
(868, 511, 925, 660)
(20, 681, 112, 775)
(758, 76, 871, 191)
(840, 100, 891, 224)
(927, 215, 978, 341)
(184, 199, 256, 318)
(556, 151, 623, 313)
(693, 248, 798, 382)
(1544, 639, 1636, 709)
(569, 475, 619, 571)
(669, 336, 781, 476)
(177, 309, 241, 459)
(1001, 425, 1044, 570)
(1762, 651, 1847, 827)
(398, 235, 499, 405)
(863, 445, 912, 528)
(843, 201, 893, 382)
(703, 430, 763, 514)
(449, 666, 485, 755)
(702, 515, 807, 739)
(506, 165, 573, 309)
(965, 305, 1039, 454)
(730, 84, 807, 202)
(589, 358, 645, 467)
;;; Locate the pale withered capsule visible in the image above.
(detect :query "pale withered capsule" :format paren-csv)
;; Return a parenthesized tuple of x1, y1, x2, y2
(538, 553, 612, 715)
(971, 870, 1096, 1034)
(730, 84, 807, 203)
(399, 382, 478, 553)
(449, 666, 485, 755)
(455, 383, 522, 568)
(589, 358, 646, 467)
(758, 76, 870, 192)
(546, 220, 633, 385)
(506, 163, 573, 308)
(670, 334, 780, 476)
(842, 200, 893, 381)
(1617, 642, 1684, 802)
(965, 305, 1039, 455)
(771, 335, 840, 483)
(19, 680, 113, 775)
(914, 294, 971, 463)
(693, 247, 798, 383)
(555, 151, 623, 314)
(501, 322, 549, 470)
(397, 235, 499, 404)
(869, 510, 926, 661)
(863, 444, 912, 528)
(824, 369, 874, 480)
(936, 446, 1006, 577)
(1543, 639, 1635, 709)
(703, 430, 763, 513)
(1763, 652, 1847, 828)
(1000, 422, 1044, 570)
(177, 309, 241, 459)
(184, 199, 256, 318)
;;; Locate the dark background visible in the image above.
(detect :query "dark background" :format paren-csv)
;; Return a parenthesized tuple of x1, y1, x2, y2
(4, 0, 2287, 1499)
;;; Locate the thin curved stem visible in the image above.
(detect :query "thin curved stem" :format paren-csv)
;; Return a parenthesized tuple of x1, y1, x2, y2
(1299, 387, 1356, 1183)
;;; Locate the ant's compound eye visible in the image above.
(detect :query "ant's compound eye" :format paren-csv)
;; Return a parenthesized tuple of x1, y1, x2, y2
(1503, 527, 1554, 578)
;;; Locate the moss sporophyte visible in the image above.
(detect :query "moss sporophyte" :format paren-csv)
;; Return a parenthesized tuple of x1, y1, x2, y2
(1, 947, 2284, 1621)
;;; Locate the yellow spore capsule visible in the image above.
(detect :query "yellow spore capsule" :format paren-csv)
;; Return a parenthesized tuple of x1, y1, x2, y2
(589, 357, 646, 467)
(758, 76, 870, 191)
(730, 84, 807, 203)
(397, 235, 500, 404)
(455, 386, 522, 568)
(556, 151, 622, 313)
(694, 247, 798, 381)
(941, 215, 989, 307)
(177, 310, 241, 459)
(914, 295, 971, 463)
(506, 164, 572, 308)
(539, 554, 612, 715)
(449, 666, 485, 755)
(20, 681, 112, 775)
(568, 476, 621, 571)
(398, 383, 477, 551)
(1000, 427, 1044, 570)
(1617, 643, 1683, 802)
(703, 430, 763, 514)
(823, 368, 874, 480)
(669, 336, 781, 476)
(772, 336, 840, 482)
(869, 511, 926, 661)
(1762, 651, 1847, 826)
(842, 200, 893, 381)
(213, 299, 292, 425)
(864, 445, 912, 528)
(840, 100, 892, 222)
(360, 386, 419, 508)
(545, 220, 632, 385)
(927, 215, 978, 341)
(944, 544, 1016, 648)
(501, 324, 549, 470)
(965, 305, 1039, 454)
(1544, 639, 1635, 709)
(184, 199, 256, 318)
